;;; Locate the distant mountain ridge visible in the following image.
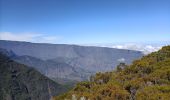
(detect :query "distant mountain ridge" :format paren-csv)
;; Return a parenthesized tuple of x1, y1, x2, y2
(0, 40, 144, 81)
(13, 55, 92, 81)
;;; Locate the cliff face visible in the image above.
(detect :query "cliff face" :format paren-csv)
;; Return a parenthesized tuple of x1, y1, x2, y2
(0, 40, 143, 81)
(0, 51, 67, 100)
(13, 55, 92, 81)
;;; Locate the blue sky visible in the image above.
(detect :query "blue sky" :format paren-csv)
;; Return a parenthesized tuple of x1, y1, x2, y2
(0, 0, 170, 44)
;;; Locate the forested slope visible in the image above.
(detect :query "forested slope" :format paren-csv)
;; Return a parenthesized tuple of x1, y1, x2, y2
(0, 50, 68, 100)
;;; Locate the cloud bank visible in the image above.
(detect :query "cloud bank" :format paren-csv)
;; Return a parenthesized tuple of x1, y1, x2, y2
(85, 43, 169, 54)
(0, 32, 61, 43)
(111, 43, 162, 54)
(0, 32, 169, 54)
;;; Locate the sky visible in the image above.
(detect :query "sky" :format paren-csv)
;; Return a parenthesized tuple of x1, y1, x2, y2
(0, 0, 170, 44)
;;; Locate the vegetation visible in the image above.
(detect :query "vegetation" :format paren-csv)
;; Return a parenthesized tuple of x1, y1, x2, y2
(54, 46, 170, 100)
(0, 50, 68, 100)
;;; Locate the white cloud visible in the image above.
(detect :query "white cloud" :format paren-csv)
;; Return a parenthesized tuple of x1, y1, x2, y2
(86, 43, 167, 54)
(117, 58, 125, 62)
(80, 42, 168, 54)
(0, 32, 168, 54)
(0, 32, 61, 43)
(111, 43, 162, 54)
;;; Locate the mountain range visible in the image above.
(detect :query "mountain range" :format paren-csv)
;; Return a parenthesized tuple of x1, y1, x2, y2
(0, 40, 144, 81)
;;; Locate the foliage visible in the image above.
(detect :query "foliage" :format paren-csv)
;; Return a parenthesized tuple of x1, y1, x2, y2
(54, 46, 170, 100)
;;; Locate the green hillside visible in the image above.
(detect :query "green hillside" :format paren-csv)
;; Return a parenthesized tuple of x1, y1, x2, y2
(54, 46, 170, 100)
(0, 50, 68, 100)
